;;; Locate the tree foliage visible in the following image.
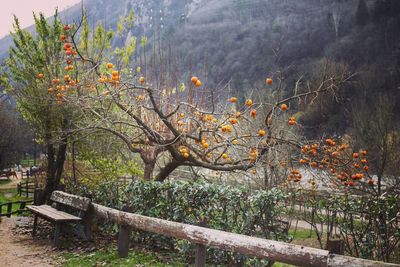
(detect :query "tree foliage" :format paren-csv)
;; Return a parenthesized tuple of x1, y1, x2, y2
(44, 11, 355, 186)
(1, 11, 75, 202)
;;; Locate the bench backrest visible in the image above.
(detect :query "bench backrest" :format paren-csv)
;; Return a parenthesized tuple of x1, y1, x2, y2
(50, 191, 91, 212)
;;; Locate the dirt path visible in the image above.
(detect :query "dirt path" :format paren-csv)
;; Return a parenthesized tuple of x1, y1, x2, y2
(0, 170, 59, 267)
(0, 178, 21, 189)
(0, 217, 57, 267)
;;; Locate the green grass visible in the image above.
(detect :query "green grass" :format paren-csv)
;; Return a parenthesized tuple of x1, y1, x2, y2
(272, 263, 296, 267)
(60, 248, 184, 267)
(20, 159, 36, 167)
(289, 229, 317, 240)
(0, 179, 12, 186)
(0, 188, 31, 214)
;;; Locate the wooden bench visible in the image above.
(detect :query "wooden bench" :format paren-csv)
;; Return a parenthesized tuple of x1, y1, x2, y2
(27, 190, 92, 246)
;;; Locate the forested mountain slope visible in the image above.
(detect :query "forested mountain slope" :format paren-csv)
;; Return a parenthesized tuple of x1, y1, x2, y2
(1, 0, 399, 137)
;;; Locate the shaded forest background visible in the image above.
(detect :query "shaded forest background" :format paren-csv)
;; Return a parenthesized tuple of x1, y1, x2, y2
(0, 0, 399, 174)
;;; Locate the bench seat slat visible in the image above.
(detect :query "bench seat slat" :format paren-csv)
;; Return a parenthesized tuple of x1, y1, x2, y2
(35, 205, 79, 220)
(28, 205, 82, 222)
(28, 205, 81, 221)
(51, 191, 91, 211)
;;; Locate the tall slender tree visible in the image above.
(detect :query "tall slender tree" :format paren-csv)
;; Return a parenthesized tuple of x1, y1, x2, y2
(1, 11, 74, 203)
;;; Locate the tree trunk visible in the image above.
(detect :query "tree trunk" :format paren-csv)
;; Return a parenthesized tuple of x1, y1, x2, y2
(41, 135, 68, 204)
(40, 139, 56, 205)
(263, 166, 269, 189)
(53, 135, 68, 188)
(143, 160, 156, 181)
(72, 141, 77, 184)
(155, 160, 180, 181)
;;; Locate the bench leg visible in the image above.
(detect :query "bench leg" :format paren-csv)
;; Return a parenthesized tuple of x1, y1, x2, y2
(83, 210, 94, 241)
(53, 222, 61, 247)
(32, 215, 38, 237)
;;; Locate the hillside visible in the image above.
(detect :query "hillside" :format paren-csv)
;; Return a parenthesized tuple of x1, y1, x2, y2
(1, 0, 399, 138)
(165, 0, 400, 136)
(0, 0, 197, 59)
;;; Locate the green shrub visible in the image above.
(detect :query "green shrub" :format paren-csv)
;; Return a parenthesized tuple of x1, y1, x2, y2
(79, 180, 289, 266)
(292, 190, 400, 263)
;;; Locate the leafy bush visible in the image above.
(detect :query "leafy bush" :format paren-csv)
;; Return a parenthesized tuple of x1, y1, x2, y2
(79, 180, 289, 266)
(77, 153, 143, 189)
(292, 190, 400, 263)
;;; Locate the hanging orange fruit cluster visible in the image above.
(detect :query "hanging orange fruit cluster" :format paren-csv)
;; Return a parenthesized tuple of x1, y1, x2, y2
(287, 169, 302, 183)
(44, 24, 81, 105)
(191, 76, 202, 87)
(299, 139, 373, 187)
(288, 116, 296, 125)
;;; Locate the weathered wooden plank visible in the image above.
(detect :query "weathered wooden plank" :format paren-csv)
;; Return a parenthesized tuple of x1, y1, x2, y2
(38, 205, 80, 220)
(29, 205, 81, 220)
(51, 191, 91, 211)
(327, 254, 400, 267)
(29, 205, 64, 218)
(83, 206, 94, 241)
(92, 203, 329, 267)
(91, 203, 400, 267)
(28, 206, 65, 221)
(28, 205, 82, 221)
(195, 243, 206, 267)
(118, 225, 131, 257)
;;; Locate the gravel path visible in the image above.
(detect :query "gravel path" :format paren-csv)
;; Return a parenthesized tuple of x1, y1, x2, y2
(0, 217, 57, 267)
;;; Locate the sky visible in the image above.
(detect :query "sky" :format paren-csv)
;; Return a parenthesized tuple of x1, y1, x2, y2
(0, 0, 82, 38)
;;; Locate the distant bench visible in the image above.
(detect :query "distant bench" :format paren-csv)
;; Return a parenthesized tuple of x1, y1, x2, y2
(28, 190, 92, 246)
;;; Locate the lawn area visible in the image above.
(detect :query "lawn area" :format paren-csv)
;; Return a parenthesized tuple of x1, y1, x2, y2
(289, 228, 317, 240)
(60, 247, 184, 267)
(272, 263, 296, 267)
(0, 179, 12, 186)
(20, 159, 36, 167)
(0, 187, 23, 199)
(0, 188, 32, 214)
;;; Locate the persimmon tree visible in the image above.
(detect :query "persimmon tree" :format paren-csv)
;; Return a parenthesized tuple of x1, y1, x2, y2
(351, 95, 400, 195)
(42, 14, 355, 182)
(1, 12, 77, 202)
(287, 138, 400, 261)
